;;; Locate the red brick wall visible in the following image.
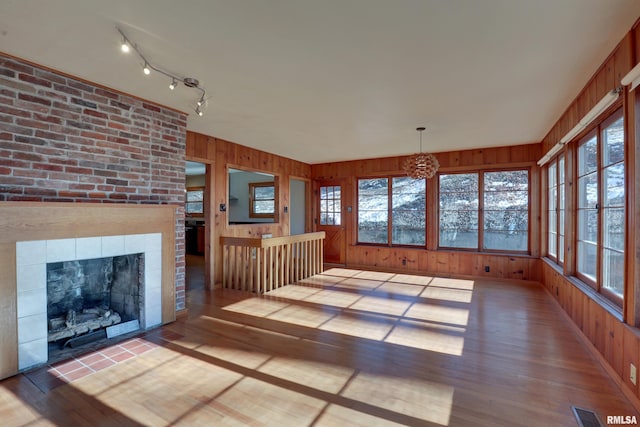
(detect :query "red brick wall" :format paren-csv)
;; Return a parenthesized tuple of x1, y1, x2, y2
(0, 54, 188, 310)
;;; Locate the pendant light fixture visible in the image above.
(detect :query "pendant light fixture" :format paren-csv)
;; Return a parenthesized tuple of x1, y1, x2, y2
(403, 127, 439, 179)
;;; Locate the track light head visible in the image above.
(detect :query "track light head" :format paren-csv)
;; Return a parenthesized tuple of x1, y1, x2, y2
(121, 42, 130, 53)
(143, 63, 151, 75)
(169, 79, 177, 90)
(195, 106, 204, 117)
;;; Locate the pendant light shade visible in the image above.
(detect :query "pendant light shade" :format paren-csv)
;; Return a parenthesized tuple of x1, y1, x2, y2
(403, 127, 439, 179)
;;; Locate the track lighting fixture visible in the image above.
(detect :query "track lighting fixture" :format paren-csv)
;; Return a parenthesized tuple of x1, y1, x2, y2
(116, 26, 207, 117)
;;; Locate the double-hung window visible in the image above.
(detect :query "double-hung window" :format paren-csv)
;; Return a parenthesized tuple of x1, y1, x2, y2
(547, 155, 565, 264)
(439, 169, 529, 252)
(357, 177, 426, 246)
(576, 110, 624, 304)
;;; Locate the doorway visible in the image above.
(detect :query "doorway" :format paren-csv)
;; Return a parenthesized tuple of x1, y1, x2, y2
(317, 182, 346, 265)
(290, 178, 307, 235)
(185, 160, 207, 291)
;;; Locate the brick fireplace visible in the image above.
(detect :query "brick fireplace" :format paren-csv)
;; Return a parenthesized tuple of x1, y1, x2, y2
(0, 53, 186, 379)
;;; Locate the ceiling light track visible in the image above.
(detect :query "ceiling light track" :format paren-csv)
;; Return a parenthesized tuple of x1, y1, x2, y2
(116, 26, 207, 117)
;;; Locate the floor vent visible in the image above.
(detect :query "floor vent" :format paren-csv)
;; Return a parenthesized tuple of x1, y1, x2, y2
(572, 406, 602, 427)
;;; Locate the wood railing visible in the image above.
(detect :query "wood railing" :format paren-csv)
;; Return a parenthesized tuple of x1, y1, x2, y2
(221, 232, 325, 293)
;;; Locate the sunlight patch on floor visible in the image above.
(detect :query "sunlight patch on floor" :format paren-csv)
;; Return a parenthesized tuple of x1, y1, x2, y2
(405, 302, 470, 326)
(385, 319, 466, 356)
(222, 297, 290, 317)
(421, 285, 474, 303)
(258, 356, 354, 394)
(342, 372, 454, 426)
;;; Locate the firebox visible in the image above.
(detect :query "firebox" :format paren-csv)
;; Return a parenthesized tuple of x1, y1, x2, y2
(46, 254, 144, 349)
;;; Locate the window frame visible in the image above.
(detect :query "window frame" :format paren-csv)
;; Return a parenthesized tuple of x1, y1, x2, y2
(547, 155, 565, 265)
(574, 109, 624, 306)
(437, 168, 531, 254)
(185, 186, 205, 217)
(248, 181, 276, 219)
(356, 175, 427, 247)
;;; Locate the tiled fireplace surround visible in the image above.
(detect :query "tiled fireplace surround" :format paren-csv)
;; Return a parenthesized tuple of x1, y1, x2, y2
(16, 233, 162, 371)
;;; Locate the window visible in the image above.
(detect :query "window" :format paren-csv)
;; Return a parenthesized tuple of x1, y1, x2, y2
(319, 185, 341, 225)
(439, 173, 478, 249)
(357, 177, 426, 246)
(185, 186, 204, 216)
(547, 155, 565, 264)
(439, 170, 529, 252)
(576, 111, 624, 303)
(249, 182, 275, 218)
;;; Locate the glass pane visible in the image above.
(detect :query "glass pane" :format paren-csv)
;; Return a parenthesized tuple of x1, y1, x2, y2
(186, 190, 203, 202)
(603, 163, 625, 207)
(603, 116, 624, 166)
(483, 230, 527, 251)
(548, 163, 556, 188)
(548, 231, 557, 259)
(439, 173, 478, 192)
(358, 179, 388, 244)
(320, 186, 328, 199)
(603, 207, 625, 251)
(358, 211, 388, 244)
(577, 173, 598, 208)
(602, 248, 624, 297)
(484, 170, 529, 191)
(483, 209, 527, 233)
(439, 191, 478, 210)
(483, 170, 528, 251)
(392, 177, 425, 209)
(559, 209, 565, 236)
(439, 229, 478, 249)
(559, 235, 564, 263)
(255, 186, 274, 199)
(559, 183, 565, 210)
(548, 207, 556, 233)
(578, 136, 597, 176)
(255, 200, 274, 213)
(185, 202, 203, 214)
(577, 241, 597, 282)
(392, 177, 425, 245)
(577, 208, 598, 242)
(439, 209, 478, 249)
(548, 187, 557, 211)
(392, 211, 425, 245)
(558, 155, 565, 183)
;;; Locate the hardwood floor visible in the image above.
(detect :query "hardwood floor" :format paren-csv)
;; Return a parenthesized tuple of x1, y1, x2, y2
(1, 268, 638, 426)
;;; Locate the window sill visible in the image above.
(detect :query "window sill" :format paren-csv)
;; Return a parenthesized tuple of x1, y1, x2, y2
(542, 257, 622, 322)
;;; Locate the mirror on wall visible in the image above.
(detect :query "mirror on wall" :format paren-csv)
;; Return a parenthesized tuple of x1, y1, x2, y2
(228, 168, 278, 224)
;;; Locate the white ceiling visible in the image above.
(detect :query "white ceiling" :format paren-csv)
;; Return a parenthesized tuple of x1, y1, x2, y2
(1, 1, 639, 164)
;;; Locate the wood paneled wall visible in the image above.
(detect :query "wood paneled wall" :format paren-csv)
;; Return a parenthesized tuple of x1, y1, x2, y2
(537, 19, 640, 408)
(541, 33, 633, 154)
(0, 202, 177, 379)
(542, 261, 640, 404)
(186, 131, 312, 285)
(312, 143, 542, 282)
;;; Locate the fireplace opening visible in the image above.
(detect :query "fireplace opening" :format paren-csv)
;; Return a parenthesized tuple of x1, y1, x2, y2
(46, 253, 144, 356)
